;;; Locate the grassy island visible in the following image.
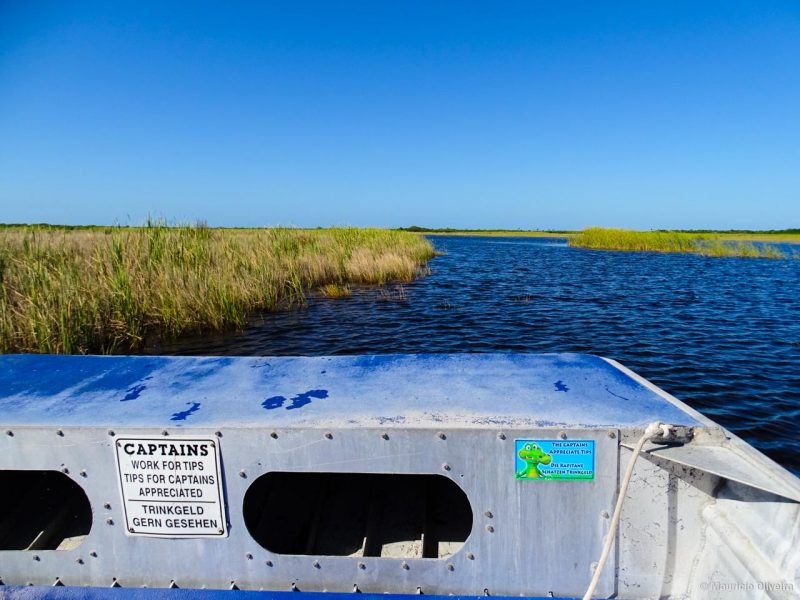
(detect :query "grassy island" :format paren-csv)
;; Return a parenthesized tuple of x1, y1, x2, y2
(0, 224, 435, 354)
(399, 227, 800, 244)
(569, 227, 787, 258)
(397, 226, 572, 238)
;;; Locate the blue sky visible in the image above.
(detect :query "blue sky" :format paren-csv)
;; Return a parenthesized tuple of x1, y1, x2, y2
(1, 1, 799, 229)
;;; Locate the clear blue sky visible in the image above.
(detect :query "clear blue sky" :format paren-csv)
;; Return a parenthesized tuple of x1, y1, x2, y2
(1, 1, 799, 229)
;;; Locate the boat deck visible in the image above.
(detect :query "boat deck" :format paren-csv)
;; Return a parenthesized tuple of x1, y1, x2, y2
(0, 353, 702, 430)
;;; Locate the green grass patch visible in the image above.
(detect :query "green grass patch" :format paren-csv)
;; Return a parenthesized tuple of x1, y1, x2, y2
(0, 224, 435, 354)
(319, 283, 352, 299)
(397, 226, 573, 237)
(569, 227, 787, 259)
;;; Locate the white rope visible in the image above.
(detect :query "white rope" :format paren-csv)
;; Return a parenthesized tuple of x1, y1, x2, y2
(583, 422, 668, 600)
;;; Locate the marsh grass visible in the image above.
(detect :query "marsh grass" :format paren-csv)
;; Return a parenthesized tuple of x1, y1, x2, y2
(0, 224, 435, 354)
(397, 227, 800, 244)
(569, 228, 786, 259)
(319, 283, 352, 299)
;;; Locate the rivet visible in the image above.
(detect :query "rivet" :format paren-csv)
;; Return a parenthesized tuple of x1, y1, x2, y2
(381, 432, 390, 440)
(442, 463, 451, 471)
(76, 558, 84, 564)
(270, 432, 278, 439)
(239, 470, 247, 478)
(590, 561, 598, 572)
(601, 511, 610, 519)
(437, 432, 446, 440)
(324, 432, 333, 440)
(32, 555, 40, 561)
(246, 553, 253, 560)
(90, 551, 98, 558)
(484, 510, 493, 518)
(358, 562, 366, 570)
(497, 433, 506, 440)
(607, 431, 617, 439)
(313, 560, 321, 569)
(401, 561, 409, 570)
(161, 430, 169, 436)
(558, 431, 567, 440)
(467, 552, 475, 560)
(446, 563, 455, 571)
(107, 430, 115, 437)
(215, 431, 222, 438)
(56, 430, 64, 437)
(6, 430, 13, 437)
(104, 503, 111, 510)
(80, 470, 87, 478)
(486, 525, 494, 533)
(266, 560, 273, 567)
(128, 527, 134, 533)
(106, 518, 114, 526)
(61, 467, 69, 474)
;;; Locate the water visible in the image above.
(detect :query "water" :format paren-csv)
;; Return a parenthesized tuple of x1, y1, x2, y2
(152, 236, 800, 476)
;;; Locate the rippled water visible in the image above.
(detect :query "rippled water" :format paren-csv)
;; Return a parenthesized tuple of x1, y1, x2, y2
(153, 236, 800, 475)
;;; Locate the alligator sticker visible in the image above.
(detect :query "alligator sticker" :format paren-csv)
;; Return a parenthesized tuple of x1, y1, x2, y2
(515, 439, 595, 481)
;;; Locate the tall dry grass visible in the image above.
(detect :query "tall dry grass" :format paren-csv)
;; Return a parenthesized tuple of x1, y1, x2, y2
(0, 224, 435, 354)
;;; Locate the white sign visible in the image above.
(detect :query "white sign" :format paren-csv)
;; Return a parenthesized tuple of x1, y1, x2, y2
(114, 436, 227, 538)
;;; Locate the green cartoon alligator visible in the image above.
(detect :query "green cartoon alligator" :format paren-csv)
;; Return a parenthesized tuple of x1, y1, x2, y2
(517, 442, 552, 479)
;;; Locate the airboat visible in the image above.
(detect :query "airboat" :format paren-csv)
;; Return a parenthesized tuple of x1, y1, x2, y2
(0, 353, 798, 599)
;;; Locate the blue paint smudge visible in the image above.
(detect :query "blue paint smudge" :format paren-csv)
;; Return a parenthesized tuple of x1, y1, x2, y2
(0, 355, 169, 399)
(208, 357, 235, 368)
(554, 380, 569, 392)
(166, 359, 234, 388)
(170, 402, 201, 421)
(262, 389, 329, 411)
(286, 389, 328, 410)
(604, 386, 632, 403)
(320, 370, 327, 374)
(262, 395, 287, 410)
(122, 384, 147, 401)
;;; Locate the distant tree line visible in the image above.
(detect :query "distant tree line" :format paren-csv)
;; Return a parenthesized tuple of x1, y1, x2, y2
(398, 225, 800, 234)
(396, 225, 575, 233)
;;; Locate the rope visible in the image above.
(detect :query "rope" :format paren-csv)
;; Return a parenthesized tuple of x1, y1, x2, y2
(583, 422, 669, 600)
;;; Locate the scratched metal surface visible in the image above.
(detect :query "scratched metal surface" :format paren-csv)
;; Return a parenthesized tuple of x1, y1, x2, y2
(0, 425, 619, 596)
(0, 353, 701, 429)
(0, 589, 574, 600)
(0, 353, 632, 596)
